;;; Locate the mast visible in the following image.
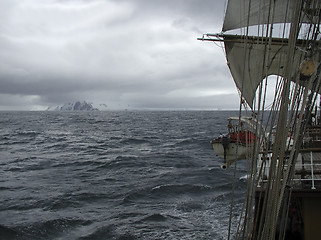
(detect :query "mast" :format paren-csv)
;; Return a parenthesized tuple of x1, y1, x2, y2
(201, 0, 321, 239)
(256, 1, 303, 238)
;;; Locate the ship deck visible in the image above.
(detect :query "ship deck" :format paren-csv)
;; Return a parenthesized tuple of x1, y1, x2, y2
(257, 124, 321, 191)
(292, 151, 321, 190)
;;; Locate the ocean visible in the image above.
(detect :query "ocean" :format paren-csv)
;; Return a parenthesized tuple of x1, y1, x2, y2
(0, 111, 247, 240)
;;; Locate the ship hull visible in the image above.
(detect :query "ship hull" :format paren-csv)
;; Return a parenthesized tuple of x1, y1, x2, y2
(211, 139, 254, 168)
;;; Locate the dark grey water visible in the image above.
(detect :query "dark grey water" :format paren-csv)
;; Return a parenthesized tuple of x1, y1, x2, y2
(0, 111, 246, 240)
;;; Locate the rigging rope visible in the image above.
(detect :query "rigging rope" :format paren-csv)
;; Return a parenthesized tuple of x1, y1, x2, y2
(222, 0, 321, 239)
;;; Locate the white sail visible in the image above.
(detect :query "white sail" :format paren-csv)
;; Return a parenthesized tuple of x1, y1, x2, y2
(203, 0, 321, 239)
(223, 0, 321, 32)
(224, 35, 320, 106)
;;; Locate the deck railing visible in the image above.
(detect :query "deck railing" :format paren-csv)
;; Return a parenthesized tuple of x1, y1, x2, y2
(257, 151, 321, 190)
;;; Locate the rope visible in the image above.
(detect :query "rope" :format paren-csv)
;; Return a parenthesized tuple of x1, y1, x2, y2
(227, 154, 238, 240)
(222, 0, 321, 239)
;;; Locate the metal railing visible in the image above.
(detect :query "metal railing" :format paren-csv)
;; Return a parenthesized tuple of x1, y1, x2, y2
(257, 151, 321, 190)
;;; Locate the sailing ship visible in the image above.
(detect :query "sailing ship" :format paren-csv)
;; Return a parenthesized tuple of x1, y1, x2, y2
(199, 0, 321, 239)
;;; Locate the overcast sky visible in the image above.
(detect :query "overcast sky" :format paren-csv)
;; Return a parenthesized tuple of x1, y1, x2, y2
(0, 0, 239, 110)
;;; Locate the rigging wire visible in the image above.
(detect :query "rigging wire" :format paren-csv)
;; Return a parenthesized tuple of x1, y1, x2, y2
(218, 0, 321, 239)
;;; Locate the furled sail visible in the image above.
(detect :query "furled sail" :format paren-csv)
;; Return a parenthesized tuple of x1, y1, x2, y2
(223, 0, 321, 32)
(224, 35, 320, 106)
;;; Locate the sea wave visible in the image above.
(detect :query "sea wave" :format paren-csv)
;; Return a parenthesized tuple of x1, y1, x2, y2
(0, 111, 246, 239)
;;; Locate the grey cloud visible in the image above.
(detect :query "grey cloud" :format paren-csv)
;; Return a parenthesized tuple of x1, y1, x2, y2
(0, 0, 236, 110)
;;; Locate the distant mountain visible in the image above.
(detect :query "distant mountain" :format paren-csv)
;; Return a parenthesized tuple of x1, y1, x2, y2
(91, 103, 109, 111)
(47, 101, 107, 111)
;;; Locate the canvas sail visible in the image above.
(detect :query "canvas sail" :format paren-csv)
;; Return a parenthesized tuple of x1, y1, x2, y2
(220, 0, 321, 239)
(223, 0, 321, 32)
(224, 35, 320, 106)
(202, 0, 321, 239)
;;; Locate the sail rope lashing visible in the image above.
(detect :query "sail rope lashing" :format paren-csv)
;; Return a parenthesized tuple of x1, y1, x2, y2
(227, 148, 239, 240)
(241, 2, 266, 239)
(227, 97, 250, 240)
(232, 0, 278, 238)
(258, 0, 321, 238)
(218, 0, 321, 238)
(235, 0, 311, 239)
(242, 0, 284, 239)
(278, 0, 321, 221)
(254, 81, 286, 238)
(210, 0, 321, 239)
(273, 41, 321, 236)
(226, 0, 254, 237)
(226, 0, 257, 237)
(276, 69, 321, 239)
(213, 37, 226, 52)
(258, 1, 305, 238)
(226, 0, 264, 232)
(279, 59, 321, 207)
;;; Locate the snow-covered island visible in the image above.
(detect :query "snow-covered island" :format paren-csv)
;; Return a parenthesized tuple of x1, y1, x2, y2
(47, 101, 108, 111)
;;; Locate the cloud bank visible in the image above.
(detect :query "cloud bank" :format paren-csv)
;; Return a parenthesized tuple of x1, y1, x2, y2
(0, 0, 238, 110)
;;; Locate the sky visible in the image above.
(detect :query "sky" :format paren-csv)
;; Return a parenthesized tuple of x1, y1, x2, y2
(0, 0, 240, 110)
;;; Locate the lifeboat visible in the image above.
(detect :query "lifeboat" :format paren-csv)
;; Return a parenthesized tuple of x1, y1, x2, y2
(211, 116, 263, 169)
